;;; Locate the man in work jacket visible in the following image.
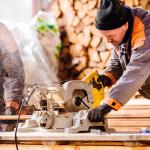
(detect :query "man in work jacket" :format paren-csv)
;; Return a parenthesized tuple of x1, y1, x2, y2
(0, 23, 25, 131)
(87, 0, 150, 122)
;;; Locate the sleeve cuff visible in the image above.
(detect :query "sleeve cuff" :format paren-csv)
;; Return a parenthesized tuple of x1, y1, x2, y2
(103, 97, 122, 111)
(5, 100, 19, 110)
(103, 72, 116, 85)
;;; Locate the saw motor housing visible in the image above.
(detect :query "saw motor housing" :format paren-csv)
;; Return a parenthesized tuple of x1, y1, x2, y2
(58, 70, 105, 111)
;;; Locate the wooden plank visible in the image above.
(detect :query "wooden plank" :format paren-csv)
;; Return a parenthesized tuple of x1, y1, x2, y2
(0, 115, 31, 120)
(1, 144, 150, 150)
(1, 132, 150, 142)
(108, 109, 150, 118)
(108, 118, 150, 126)
(108, 126, 143, 132)
(124, 99, 150, 106)
(0, 145, 76, 150)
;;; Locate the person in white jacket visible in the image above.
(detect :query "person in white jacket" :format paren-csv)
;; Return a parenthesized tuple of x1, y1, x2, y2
(0, 23, 25, 131)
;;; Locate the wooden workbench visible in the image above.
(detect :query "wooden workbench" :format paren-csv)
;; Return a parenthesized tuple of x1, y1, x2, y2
(1, 99, 150, 149)
(1, 131, 150, 149)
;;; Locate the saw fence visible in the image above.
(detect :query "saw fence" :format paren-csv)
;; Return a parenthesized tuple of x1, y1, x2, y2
(46, 0, 150, 80)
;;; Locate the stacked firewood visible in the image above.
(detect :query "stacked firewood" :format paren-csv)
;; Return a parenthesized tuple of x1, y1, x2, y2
(50, 0, 150, 80)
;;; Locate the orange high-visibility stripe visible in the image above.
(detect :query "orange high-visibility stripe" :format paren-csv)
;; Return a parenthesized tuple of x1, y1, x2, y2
(131, 16, 145, 50)
(103, 97, 122, 110)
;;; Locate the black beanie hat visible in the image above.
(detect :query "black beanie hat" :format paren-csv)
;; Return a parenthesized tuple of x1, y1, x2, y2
(95, 0, 129, 30)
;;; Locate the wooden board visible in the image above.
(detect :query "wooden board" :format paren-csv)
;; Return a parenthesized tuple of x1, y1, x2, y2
(0, 115, 31, 120)
(1, 132, 150, 142)
(1, 144, 150, 150)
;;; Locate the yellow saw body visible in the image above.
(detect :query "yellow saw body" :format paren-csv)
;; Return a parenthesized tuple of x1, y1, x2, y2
(82, 70, 104, 108)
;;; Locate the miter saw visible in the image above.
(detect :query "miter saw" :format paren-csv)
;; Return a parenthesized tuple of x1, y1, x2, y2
(18, 70, 108, 133)
(60, 70, 105, 111)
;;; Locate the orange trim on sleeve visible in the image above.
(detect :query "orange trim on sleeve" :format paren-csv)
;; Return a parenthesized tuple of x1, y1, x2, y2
(103, 72, 116, 85)
(131, 16, 145, 50)
(103, 97, 122, 111)
(5, 101, 19, 110)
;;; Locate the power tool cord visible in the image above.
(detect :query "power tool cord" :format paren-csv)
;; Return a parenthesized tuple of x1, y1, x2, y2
(15, 84, 38, 150)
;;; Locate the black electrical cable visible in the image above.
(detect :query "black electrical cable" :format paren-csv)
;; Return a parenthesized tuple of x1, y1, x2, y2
(75, 96, 90, 109)
(15, 84, 38, 150)
(81, 99, 90, 109)
(15, 99, 23, 150)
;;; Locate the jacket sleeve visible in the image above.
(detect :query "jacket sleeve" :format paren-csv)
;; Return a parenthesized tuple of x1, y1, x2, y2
(0, 23, 25, 104)
(103, 38, 150, 110)
(103, 48, 123, 85)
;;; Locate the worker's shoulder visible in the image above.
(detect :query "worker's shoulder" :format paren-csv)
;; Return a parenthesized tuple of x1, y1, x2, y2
(131, 8, 150, 50)
(132, 7, 150, 19)
(0, 22, 12, 39)
(0, 22, 18, 53)
(132, 7, 150, 31)
(0, 22, 9, 31)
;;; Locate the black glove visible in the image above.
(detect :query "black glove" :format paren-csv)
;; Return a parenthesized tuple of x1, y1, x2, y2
(87, 104, 112, 122)
(97, 74, 112, 87)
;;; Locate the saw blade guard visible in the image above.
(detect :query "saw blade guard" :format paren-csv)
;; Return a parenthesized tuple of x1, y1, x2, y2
(58, 80, 93, 112)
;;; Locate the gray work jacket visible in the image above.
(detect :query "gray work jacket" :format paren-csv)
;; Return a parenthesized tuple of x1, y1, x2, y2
(104, 7, 150, 106)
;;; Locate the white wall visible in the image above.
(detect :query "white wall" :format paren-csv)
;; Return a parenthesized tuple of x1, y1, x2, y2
(0, 0, 32, 23)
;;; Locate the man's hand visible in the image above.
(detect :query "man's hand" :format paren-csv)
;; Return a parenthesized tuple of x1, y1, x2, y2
(97, 74, 112, 87)
(87, 104, 112, 122)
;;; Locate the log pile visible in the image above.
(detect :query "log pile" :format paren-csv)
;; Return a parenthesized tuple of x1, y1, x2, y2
(50, 0, 150, 80)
